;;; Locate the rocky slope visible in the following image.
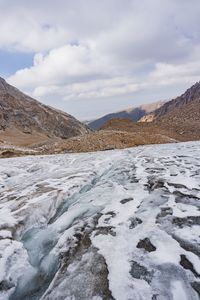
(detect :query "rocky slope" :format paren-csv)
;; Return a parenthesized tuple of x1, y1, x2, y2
(0, 77, 90, 147)
(61, 81, 200, 153)
(0, 141, 200, 300)
(99, 119, 177, 143)
(140, 81, 200, 122)
(155, 97, 200, 142)
(1, 78, 200, 156)
(101, 82, 200, 144)
(88, 101, 165, 129)
(42, 129, 176, 154)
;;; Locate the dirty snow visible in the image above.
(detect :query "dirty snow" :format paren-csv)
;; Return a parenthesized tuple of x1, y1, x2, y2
(0, 141, 200, 300)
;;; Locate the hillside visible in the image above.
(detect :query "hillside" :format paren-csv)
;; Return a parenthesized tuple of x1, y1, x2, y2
(1, 79, 200, 156)
(38, 119, 175, 154)
(100, 118, 177, 142)
(156, 97, 200, 141)
(140, 81, 200, 122)
(100, 82, 200, 143)
(0, 77, 90, 147)
(88, 101, 165, 129)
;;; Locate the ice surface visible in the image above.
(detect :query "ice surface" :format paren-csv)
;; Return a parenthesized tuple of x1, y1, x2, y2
(171, 281, 188, 300)
(0, 141, 200, 299)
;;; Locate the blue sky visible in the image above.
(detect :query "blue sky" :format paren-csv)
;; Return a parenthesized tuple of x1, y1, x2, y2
(1, 0, 200, 120)
(0, 50, 33, 77)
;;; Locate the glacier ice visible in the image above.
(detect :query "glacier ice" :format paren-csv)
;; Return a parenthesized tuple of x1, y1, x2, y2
(0, 142, 200, 299)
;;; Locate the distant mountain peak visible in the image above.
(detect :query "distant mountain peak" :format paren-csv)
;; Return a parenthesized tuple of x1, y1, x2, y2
(88, 100, 165, 130)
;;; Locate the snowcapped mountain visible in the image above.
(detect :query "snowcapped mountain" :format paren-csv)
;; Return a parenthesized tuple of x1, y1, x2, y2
(0, 141, 200, 300)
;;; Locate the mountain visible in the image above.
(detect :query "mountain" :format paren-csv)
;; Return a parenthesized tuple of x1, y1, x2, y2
(140, 81, 200, 122)
(101, 82, 200, 143)
(1, 78, 200, 156)
(140, 81, 200, 141)
(0, 77, 90, 147)
(88, 101, 165, 129)
(155, 97, 200, 141)
(38, 81, 200, 154)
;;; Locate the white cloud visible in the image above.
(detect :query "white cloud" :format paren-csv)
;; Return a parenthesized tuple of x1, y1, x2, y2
(33, 77, 142, 100)
(149, 58, 200, 86)
(2, 0, 200, 118)
(0, 0, 131, 52)
(9, 44, 105, 87)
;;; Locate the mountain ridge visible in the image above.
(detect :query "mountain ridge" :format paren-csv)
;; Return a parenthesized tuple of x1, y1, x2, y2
(140, 81, 200, 122)
(88, 101, 165, 129)
(100, 81, 200, 143)
(0, 77, 90, 147)
(1, 79, 200, 156)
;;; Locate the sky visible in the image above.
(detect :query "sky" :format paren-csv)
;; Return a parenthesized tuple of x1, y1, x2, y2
(1, 0, 200, 120)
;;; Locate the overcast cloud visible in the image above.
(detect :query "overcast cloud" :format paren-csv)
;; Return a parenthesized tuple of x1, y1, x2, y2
(1, 0, 200, 119)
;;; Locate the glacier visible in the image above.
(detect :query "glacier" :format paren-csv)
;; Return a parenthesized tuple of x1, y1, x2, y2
(0, 141, 200, 300)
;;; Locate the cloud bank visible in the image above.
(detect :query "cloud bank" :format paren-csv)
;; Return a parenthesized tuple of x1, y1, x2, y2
(1, 0, 200, 118)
